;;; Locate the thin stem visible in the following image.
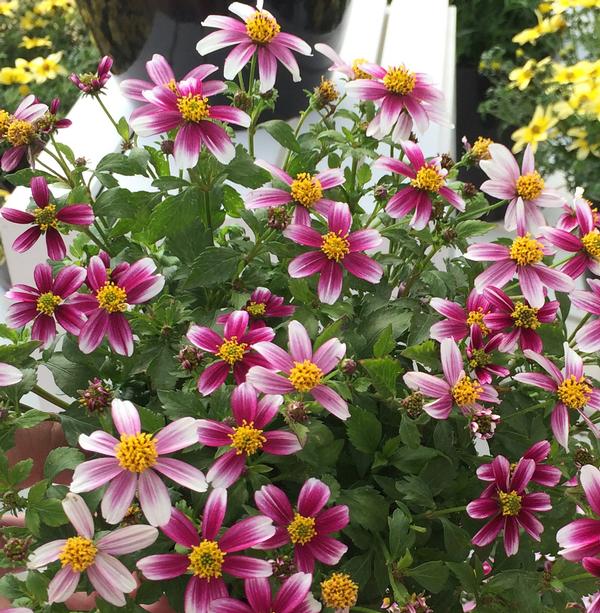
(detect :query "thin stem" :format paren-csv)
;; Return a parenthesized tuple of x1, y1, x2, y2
(43, 148, 73, 186)
(84, 228, 110, 253)
(237, 71, 245, 92)
(247, 53, 257, 96)
(418, 505, 467, 519)
(32, 385, 71, 410)
(283, 104, 312, 170)
(561, 572, 596, 584)
(95, 95, 122, 135)
(402, 244, 442, 294)
(365, 202, 384, 228)
(456, 198, 507, 222)
(204, 190, 214, 244)
(502, 401, 548, 421)
(568, 312, 591, 344)
(35, 158, 69, 184)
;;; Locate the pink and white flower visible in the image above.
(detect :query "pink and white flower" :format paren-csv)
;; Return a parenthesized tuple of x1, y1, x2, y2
(572, 279, 600, 352)
(557, 189, 599, 232)
(216, 287, 295, 326)
(246, 320, 349, 420)
(137, 488, 275, 613)
(70, 399, 207, 526)
(430, 289, 492, 343)
(254, 478, 349, 573)
(69, 55, 112, 95)
(1, 176, 94, 260)
(0, 363, 22, 387)
(187, 310, 275, 396)
(374, 141, 464, 230)
(196, 0, 311, 93)
(28, 492, 158, 606)
(466, 326, 509, 384)
(314, 42, 369, 81)
(197, 382, 301, 488)
(403, 337, 499, 420)
(6, 262, 87, 347)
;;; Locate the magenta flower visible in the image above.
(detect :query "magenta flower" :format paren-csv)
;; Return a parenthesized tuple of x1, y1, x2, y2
(247, 160, 344, 226)
(468, 407, 501, 440)
(69, 55, 112, 94)
(216, 287, 295, 326)
(6, 262, 86, 347)
(572, 279, 600, 352)
(0, 363, 22, 387)
(374, 141, 464, 230)
(39, 98, 72, 134)
(467, 455, 552, 557)
(284, 202, 383, 304)
(196, 0, 311, 93)
(28, 493, 158, 606)
(483, 286, 559, 353)
(466, 231, 573, 308)
(197, 382, 301, 488)
(246, 320, 349, 420)
(130, 77, 250, 168)
(76, 255, 164, 357)
(479, 144, 562, 233)
(557, 189, 599, 232)
(70, 399, 207, 526)
(137, 488, 275, 613)
(404, 337, 499, 420)
(466, 326, 509, 384)
(187, 310, 275, 396)
(514, 343, 600, 450)
(254, 478, 349, 573)
(346, 63, 445, 142)
(314, 43, 370, 81)
(430, 289, 492, 343)
(557, 464, 600, 577)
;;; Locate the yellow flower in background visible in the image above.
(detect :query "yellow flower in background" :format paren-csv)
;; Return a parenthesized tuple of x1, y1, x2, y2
(568, 82, 600, 113)
(566, 127, 600, 160)
(552, 62, 593, 84)
(18, 84, 30, 95)
(20, 35, 52, 49)
(551, 0, 600, 12)
(509, 57, 550, 90)
(34, 0, 74, 14)
(538, 1, 553, 12)
(0, 0, 18, 16)
(552, 100, 575, 119)
(0, 59, 32, 85)
(28, 52, 66, 83)
(512, 106, 558, 153)
(20, 9, 48, 29)
(513, 12, 566, 45)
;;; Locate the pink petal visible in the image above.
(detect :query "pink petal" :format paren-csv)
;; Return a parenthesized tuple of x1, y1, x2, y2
(45, 227, 67, 260)
(78, 308, 109, 354)
(288, 320, 313, 362)
(263, 431, 301, 455)
(199, 120, 235, 163)
(318, 260, 343, 304)
(255, 394, 283, 429)
(111, 399, 141, 435)
(198, 360, 230, 395)
(224, 310, 249, 339)
(70, 458, 122, 492)
(202, 487, 227, 540)
(197, 419, 234, 447)
(503, 517, 520, 556)
(57, 204, 94, 226)
(206, 451, 246, 489)
(106, 312, 133, 357)
(471, 515, 503, 547)
(254, 159, 293, 185)
(423, 396, 453, 419)
(173, 123, 201, 170)
(210, 105, 250, 128)
(440, 338, 463, 386)
(224, 42, 256, 80)
(47, 566, 80, 603)
(403, 371, 450, 397)
(13, 226, 41, 253)
(313, 338, 345, 373)
(348, 229, 382, 252)
(1, 206, 35, 224)
(311, 384, 349, 420)
(289, 251, 327, 278)
(514, 372, 557, 392)
(155, 417, 200, 454)
(298, 478, 330, 517)
(31, 313, 57, 347)
(257, 45, 277, 93)
(28, 539, 67, 568)
(78, 430, 119, 456)
(581, 465, 600, 516)
(305, 535, 347, 565)
(97, 525, 158, 555)
(246, 366, 295, 394)
(283, 224, 323, 248)
(138, 469, 172, 527)
(220, 516, 275, 552)
(153, 458, 208, 492)
(185, 576, 227, 613)
(30, 176, 49, 207)
(551, 403, 570, 451)
(222, 555, 273, 578)
(161, 507, 200, 548)
(101, 470, 137, 524)
(62, 492, 94, 538)
(343, 252, 383, 283)
(315, 505, 349, 534)
(187, 325, 222, 352)
(255, 484, 294, 526)
(251, 341, 293, 373)
(137, 553, 189, 580)
(467, 497, 499, 519)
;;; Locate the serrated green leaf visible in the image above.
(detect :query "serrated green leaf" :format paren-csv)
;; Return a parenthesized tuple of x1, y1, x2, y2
(44, 447, 84, 480)
(360, 357, 401, 397)
(407, 560, 449, 593)
(260, 119, 301, 152)
(373, 323, 395, 357)
(346, 406, 382, 454)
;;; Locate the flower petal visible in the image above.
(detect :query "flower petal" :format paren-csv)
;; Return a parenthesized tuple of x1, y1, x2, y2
(138, 469, 172, 527)
(62, 492, 94, 538)
(97, 525, 158, 555)
(155, 417, 200, 454)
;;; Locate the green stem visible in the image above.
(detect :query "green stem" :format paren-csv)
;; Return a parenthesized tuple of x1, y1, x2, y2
(351, 608, 384, 613)
(32, 385, 71, 410)
(456, 198, 507, 222)
(419, 505, 467, 519)
(283, 104, 312, 170)
(95, 95, 122, 135)
(204, 191, 214, 245)
(568, 312, 591, 344)
(84, 228, 110, 253)
(43, 148, 73, 186)
(502, 401, 548, 421)
(402, 244, 442, 294)
(247, 54, 259, 157)
(35, 158, 69, 184)
(237, 71, 246, 92)
(561, 572, 595, 584)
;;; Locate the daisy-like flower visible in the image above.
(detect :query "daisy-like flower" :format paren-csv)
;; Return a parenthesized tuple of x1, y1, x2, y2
(136, 488, 275, 613)
(70, 399, 207, 526)
(479, 143, 562, 233)
(254, 478, 349, 572)
(0, 94, 48, 171)
(430, 289, 492, 343)
(197, 382, 301, 488)
(373, 141, 464, 230)
(28, 493, 158, 606)
(216, 287, 295, 327)
(556, 189, 599, 232)
(557, 464, 600, 577)
(403, 337, 500, 420)
(36, 97, 72, 135)
(0, 362, 22, 386)
(483, 286, 559, 353)
(76, 255, 164, 357)
(6, 262, 86, 347)
(69, 55, 112, 95)
(284, 202, 383, 304)
(130, 77, 250, 168)
(514, 343, 600, 450)
(468, 407, 501, 440)
(466, 231, 573, 308)
(187, 310, 275, 396)
(246, 320, 349, 420)
(572, 279, 600, 352)
(466, 326, 510, 384)
(346, 62, 445, 142)
(196, 0, 311, 94)
(314, 42, 370, 80)
(247, 160, 344, 226)
(1, 176, 94, 260)
(467, 455, 552, 557)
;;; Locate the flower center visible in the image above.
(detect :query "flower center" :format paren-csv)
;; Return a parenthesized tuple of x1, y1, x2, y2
(352, 58, 370, 80)
(228, 419, 266, 456)
(287, 512, 317, 545)
(509, 233, 544, 266)
(166, 78, 178, 93)
(6, 118, 35, 146)
(316, 78, 339, 104)
(452, 376, 482, 406)
(321, 573, 359, 609)
(466, 308, 490, 335)
(115, 432, 158, 473)
(557, 375, 592, 410)
(511, 302, 540, 329)
(176, 94, 210, 123)
(58, 536, 97, 572)
(289, 359, 323, 392)
(515, 171, 545, 201)
(32, 203, 58, 231)
(321, 231, 350, 262)
(245, 10, 280, 44)
(383, 65, 417, 95)
(582, 230, 600, 260)
(410, 164, 444, 192)
(471, 136, 493, 160)
(216, 336, 248, 365)
(36, 291, 61, 316)
(187, 540, 225, 580)
(246, 301, 266, 317)
(290, 173, 323, 208)
(468, 348, 491, 369)
(498, 490, 522, 516)
(96, 282, 128, 313)
(0, 109, 11, 137)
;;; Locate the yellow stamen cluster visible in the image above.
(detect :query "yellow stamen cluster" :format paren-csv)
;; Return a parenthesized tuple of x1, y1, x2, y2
(287, 512, 317, 545)
(321, 231, 350, 262)
(321, 573, 359, 609)
(515, 171, 545, 201)
(468, 348, 491, 369)
(289, 359, 323, 392)
(33, 203, 58, 231)
(315, 78, 339, 105)
(177, 94, 210, 123)
(511, 302, 540, 329)
(6, 118, 35, 146)
(509, 233, 544, 266)
(246, 301, 267, 317)
(557, 375, 592, 410)
(582, 231, 600, 260)
(36, 291, 61, 316)
(246, 10, 280, 44)
(352, 58, 370, 80)
(115, 432, 158, 473)
(0, 109, 11, 137)
(452, 376, 482, 406)
(466, 308, 490, 335)
(187, 540, 225, 580)
(471, 136, 493, 160)
(216, 336, 248, 365)
(58, 536, 97, 572)
(228, 419, 266, 456)
(383, 66, 417, 95)
(166, 78, 178, 93)
(498, 490, 522, 516)
(410, 164, 444, 193)
(290, 173, 323, 208)
(96, 282, 128, 313)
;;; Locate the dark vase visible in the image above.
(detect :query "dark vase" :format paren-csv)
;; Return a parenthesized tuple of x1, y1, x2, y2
(76, 0, 350, 118)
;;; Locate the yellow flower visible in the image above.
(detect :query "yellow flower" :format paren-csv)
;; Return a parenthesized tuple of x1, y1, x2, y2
(18, 84, 30, 95)
(538, 1, 553, 11)
(0, 0, 18, 16)
(513, 12, 566, 45)
(28, 52, 66, 83)
(566, 127, 600, 160)
(552, 100, 575, 120)
(512, 106, 558, 153)
(551, 0, 600, 12)
(0, 60, 32, 85)
(552, 62, 592, 84)
(20, 36, 52, 49)
(20, 9, 48, 29)
(568, 82, 600, 113)
(34, 0, 74, 14)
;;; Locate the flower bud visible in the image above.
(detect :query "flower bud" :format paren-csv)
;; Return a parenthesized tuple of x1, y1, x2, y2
(284, 401, 310, 424)
(374, 185, 388, 201)
(78, 378, 113, 413)
(3, 537, 32, 562)
(270, 555, 297, 581)
(177, 345, 205, 371)
(161, 139, 175, 155)
(401, 392, 424, 418)
(440, 152, 454, 170)
(314, 78, 339, 109)
(341, 358, 357, 375)
(573, 446, 595, 467)
(233, 91, 252, 112)
(267, 206, 291, 230)
(461, 182, 478, 198)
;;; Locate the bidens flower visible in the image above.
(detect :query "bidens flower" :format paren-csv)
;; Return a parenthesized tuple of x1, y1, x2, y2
(69, 55, 112, 94)
(430, 289, 491, 343)
(572, 279, 600, 352)
(216, 287, 295, 326)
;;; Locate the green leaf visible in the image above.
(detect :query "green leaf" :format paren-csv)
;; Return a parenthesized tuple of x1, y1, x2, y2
(401, 340, 441, 370)
(157, 390, 204, 419)
(288, 278, 314, 304)
(185, 247, 240, 287)
(339, 486, 388, 532)
(222, 185, 244, 217)
(147, 187, 203, 242)
(259, 119, 301, 153)
(35, 498, 68, 526)
(360, 357, 401, 397)
(407, 561, 449, 593)
(440, 518, 471, 561)
(227, 146, 270, 188)
(8, 458, 33, 486)
(96, 149, 149, 176)
(346, 407, 382, 454)
(152, 176, 190, 191)
(399, 414, 421, 448)
(356, 163, 372, 186)
(26, 570, 49, 602)
(44, 447, 84, 480)
(407, 312, 439, 346)
(313, 318, 345, 351)
(373, 324, 395, 357)
(12, 409, 50, 430)
(138, 405, 165, 432)
(455, 219, 497, 239)
(447, 561, 479, 593)
(94, 187, 136, 218)
(388, 509, 412, 557)
(46, 354, 95, 396)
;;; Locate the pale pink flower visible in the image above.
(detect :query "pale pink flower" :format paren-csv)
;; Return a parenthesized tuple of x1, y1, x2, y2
(572, 279, 600, 352)
(0, 363, 22, 387)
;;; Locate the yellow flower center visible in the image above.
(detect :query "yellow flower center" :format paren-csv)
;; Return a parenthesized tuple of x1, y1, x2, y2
(96, 282, 128, 313)
(352, 58, 370, 80)
(0, 109, 11, 137)
(515, 171, 545, 201)
(321, 231, 350, 262)
(289, 359, 323, 392)
(290, 173, 323, 208)
(511, 302, 540, 329)
(166, 78, 178, 93)
(32, 203, 58, 231)
(36, 291, 61, 316)
(383, 65, 417, 95)
(498, 490, 522, 516)
(321, 573, 359, 609)
(452, 376, 482, 406)
(6, 118, 35, 146)
(115, 432, 158, 473)
(287, 512, 317, 545)
(176, 94, 210, 123)
(509, 233, 544, 266)
(557, 375, 592, 410)
(245, 10, 280, 44)
(187, 540, 225, 580)
(471, 136, 493, 160)
(468, 348, 491, 369)
(216, 336, 248, 365)
(582, 231, 600, 260)
(316, 78, 339, 104)
(246, 301, 266, 317)
(466, 308, 490, 335)
(228, 419, 266, 456)
(58, 536, 97, 572)
(410, 164, 444, 193)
